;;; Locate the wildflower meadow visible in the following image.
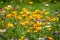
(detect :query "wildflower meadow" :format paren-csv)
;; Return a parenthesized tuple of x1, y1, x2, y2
(0, 0, 60, 40)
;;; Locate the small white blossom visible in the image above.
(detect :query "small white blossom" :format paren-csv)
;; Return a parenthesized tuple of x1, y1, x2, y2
(38, 37, 45, 40)
(24, 38, 29, 40)
(10, 38, 14, 40)
(3, 29, 6, 32)
(45, 4, 49, 7)
(8, 5, 12, 8)
(2, 10, 5, 15)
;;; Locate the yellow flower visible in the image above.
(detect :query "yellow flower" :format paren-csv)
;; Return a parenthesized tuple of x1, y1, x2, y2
(47, 27, 52, 31)
(37, 27, 42, 31)
(17, 16, 22, 20)
(57, 14, 60, 16)
(6, 14, 11, 18)
(21, 36, 25, 39)
(36, 22, 43, 26)
(50, 17, 57, 22)
(12, 11, 17, 16)
(34, 30, 38, 32)
(24, 21, 29, 24)
(19, 39, 23, 40)
(5, 7, 10, 10)
(20, 22, 26, 26)
(26, 30, 30, 33)
(48, 37, 53, 40)
(7, 23, 13, 27)
(14, 15, 17, 18)
(45, 11, 49, 14)
(19, 12, 24, 14)
(28, 1, 33, 5)
(28, 16, 33, 19)
(21, 14, 27, 17)
(22, 8, 28, 12)
(35, 10, 40, 12)
(45, 16, 50, 19)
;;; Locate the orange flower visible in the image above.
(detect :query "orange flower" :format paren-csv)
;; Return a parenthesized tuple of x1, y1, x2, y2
(6, 14, 11, 18)
(28, 1, 33, 5)
(20, 22, 26, 26)
(48, 37, 53, 40)
(0, 29, 3, 33)
(37, 27, 42, 31)
(12, 11, 17, 16)
(30, 22, 34, 25)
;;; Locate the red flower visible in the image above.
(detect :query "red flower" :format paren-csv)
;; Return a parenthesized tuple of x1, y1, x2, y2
(0, 8, 2, 11)
(13, 8, 16, 11)
(44, 20, 48, 22)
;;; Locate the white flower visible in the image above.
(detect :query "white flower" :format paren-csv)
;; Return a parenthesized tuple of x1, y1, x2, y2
(2, 10, 5, 15)
(3, 29, 6, 32)
(45, 4, 49, 7)
(24, 38, 29, 40)
(45, 25, 51, 28)
(38, 37, 45, 40)
(10, 38, 14, 40)
(59, 24, 60, 26)
(20, 0, 23, 2)
(14, 22, 17, 25)
(8, 5, 12, 8)
(47, 22, 50, 25)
